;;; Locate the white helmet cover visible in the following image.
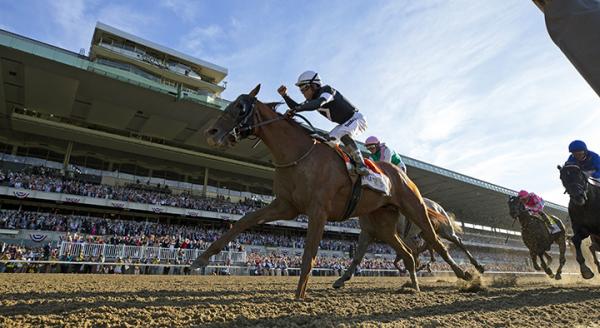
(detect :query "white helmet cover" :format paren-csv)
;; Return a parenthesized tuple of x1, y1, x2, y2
(295, 70, 322, 86)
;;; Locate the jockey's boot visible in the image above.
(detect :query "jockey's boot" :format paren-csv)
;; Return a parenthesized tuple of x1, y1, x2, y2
(540, 212, 560, 234)
(341, 135, 369, 176)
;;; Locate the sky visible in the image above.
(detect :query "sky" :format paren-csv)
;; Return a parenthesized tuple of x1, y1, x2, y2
(0, 0, 598, 206)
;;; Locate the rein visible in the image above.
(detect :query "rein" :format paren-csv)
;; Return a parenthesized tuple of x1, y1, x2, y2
(272, 139, 317, 168)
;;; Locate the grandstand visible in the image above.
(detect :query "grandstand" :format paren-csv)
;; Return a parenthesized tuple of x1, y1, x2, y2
(0, 22, 571, 275)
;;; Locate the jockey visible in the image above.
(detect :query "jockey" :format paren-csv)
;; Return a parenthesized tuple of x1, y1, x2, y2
(517, 190, 561, 234)
(364, 136, 407, 173)
(565, 140, 600, 179)
(278, 70, 369, 176)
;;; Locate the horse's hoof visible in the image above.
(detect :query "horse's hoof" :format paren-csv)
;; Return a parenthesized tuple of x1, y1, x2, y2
(190, 256, 209, 270)
(332, 280, 345, 289)
(463, 270, 473, 281)
(581, 266, 595, 280)
(533, 266, 541, 271)
(476, 265, 485, 274)
(397, 287, 419, 294)
(555, 273, 562, 280)
(401, 281, 414, 288)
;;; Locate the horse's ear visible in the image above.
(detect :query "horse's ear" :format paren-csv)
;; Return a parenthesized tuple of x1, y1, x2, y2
(249, 84, 261, 98)
(557, 165, 562, 171)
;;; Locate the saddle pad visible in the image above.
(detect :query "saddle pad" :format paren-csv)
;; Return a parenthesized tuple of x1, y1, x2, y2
(361, 171, 392, 196)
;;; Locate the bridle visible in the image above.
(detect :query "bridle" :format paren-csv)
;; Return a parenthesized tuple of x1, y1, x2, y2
(224, 95, 319, 167)
(561, 165, 588, 201)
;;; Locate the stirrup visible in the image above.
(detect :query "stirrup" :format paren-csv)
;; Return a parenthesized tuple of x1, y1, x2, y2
(356, 164, 369, 176)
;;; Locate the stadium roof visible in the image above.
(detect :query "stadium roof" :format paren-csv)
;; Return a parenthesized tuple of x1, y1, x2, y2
(92, 22, 228, 82)
(0, 27, 569, 231)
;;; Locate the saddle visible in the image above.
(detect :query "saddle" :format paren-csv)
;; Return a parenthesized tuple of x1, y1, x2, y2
(332, 145, 391, 194)
(315, 139, 392, 220)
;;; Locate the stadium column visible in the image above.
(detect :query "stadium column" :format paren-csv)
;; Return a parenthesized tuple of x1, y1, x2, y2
(203, 167, 209, 196)
(62, 141, 73, 171)
(11, 145, 17, 156)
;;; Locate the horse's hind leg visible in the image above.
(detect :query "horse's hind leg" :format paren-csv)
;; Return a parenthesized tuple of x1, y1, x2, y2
(401, 199, 470, 281)
(538, 253, 554, 278)
(530, 250, 541, 271)
(445, 233, 485, 274)
(555, 235, 567, 280)
(543, 252, 553, 266)
(333, 224, 373, 289)
(412, 242, 431, 272)
(374, 208, 420, 291)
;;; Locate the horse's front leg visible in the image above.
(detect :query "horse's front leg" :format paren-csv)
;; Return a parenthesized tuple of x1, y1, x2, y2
(589, 236, 600, 274)
(296, 210, 327, 300)
(572, 231, 594, 279)
(191, 199, 297, 269)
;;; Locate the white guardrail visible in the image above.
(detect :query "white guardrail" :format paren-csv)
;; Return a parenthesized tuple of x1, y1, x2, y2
(58, 241, 247, 263)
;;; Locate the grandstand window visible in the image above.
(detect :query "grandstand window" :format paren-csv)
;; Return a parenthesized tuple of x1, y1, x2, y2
(153, 170, 167, 179)
(96, 57, 129, 71)
(25, 147, 49, 160)
(164, 171, 183, 181)
(16, 147, 29, 157)
(47, 150, 63, 163)
(0, 142, 12, 155)
(135, 166, 150, 177)
(85, 156, 104, 170)
(119, 163, 137, 175)
(188, 175, 204, 185)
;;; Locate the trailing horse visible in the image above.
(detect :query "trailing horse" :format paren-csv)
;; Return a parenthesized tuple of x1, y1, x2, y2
(333, 198, 485, 289)
(558, 164, 600, 279)
(190, 85, 471, 299)
(507, 195, 567, 279)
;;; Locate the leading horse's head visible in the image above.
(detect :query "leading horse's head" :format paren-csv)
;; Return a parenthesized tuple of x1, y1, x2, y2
(558, 164, 588, 206)
(205, 84, 261, 148)
(507, 195, 526, 218)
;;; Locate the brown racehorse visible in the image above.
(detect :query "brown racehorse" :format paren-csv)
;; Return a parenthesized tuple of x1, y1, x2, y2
(190, 85, 471, 299)
(333, 198, 484, 289)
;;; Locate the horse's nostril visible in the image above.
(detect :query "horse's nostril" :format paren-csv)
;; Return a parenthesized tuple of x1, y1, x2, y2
(206, 128, 219, 136)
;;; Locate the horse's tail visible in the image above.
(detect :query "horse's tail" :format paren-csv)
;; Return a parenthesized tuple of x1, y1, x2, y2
(447, 212, 463, 234)
(425, 208, 444, 230)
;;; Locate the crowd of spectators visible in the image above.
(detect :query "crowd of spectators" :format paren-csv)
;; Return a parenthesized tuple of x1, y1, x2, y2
(0, 167, 265, 215)
(0, 209, 369, 253)
(0, 167, 361, 228)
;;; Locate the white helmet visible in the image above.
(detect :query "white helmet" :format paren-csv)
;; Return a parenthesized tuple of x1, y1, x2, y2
(295, 70, 322, 87)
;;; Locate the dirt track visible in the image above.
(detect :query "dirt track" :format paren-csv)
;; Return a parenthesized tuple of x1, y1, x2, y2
(1, 273, 599, 327)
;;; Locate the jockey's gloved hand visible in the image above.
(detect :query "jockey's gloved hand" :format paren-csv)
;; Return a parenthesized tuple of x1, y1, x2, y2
(285, 109, 296, 118)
